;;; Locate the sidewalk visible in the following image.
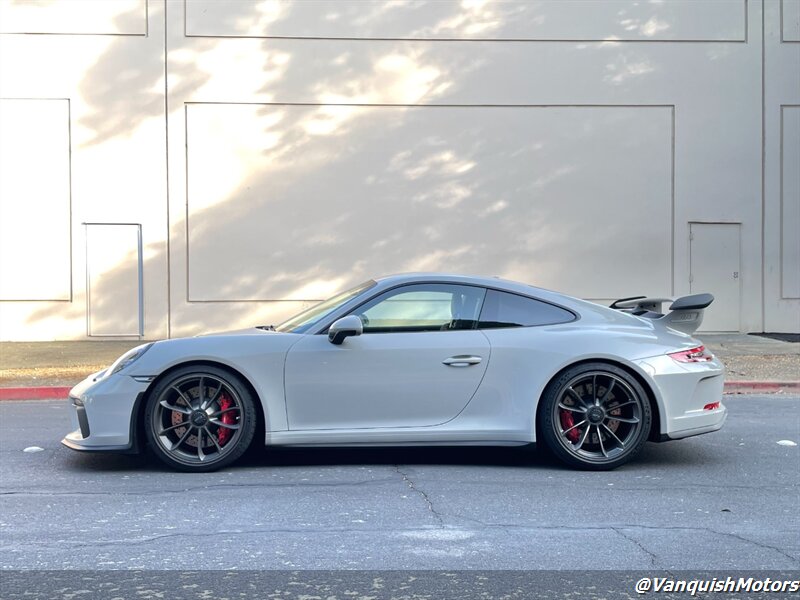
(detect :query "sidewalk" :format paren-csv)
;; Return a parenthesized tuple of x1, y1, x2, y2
(0, 334, 797, 399)
(0, 340, 143, 388)
(697, 333, 798, 394)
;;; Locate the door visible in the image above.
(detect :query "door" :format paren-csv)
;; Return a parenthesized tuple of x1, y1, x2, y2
(85, 223, 143, 337)
(689, 222, 741, 332)
(284, 283, 490, 430)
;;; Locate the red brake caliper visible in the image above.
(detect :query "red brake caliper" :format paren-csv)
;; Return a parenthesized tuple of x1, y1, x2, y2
(216, 394, 235, 445)
(560, 409, 581, 443)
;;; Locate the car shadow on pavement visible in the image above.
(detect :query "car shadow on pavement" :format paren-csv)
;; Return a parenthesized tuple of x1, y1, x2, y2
(57, 444, 557, 473)
(243, 444, 556, 469)
(58, 449, 151, 472)
(240, 440, 725, 470)
(58, 438, 725, 473)
(635, 438, 729, 468)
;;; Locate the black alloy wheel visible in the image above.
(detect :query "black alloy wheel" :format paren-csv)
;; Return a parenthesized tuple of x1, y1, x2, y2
(144, 366, 257, 472)
(540, 362, 652, 470)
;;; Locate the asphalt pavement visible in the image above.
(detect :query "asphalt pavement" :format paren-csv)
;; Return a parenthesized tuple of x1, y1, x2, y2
(0, 395, 798, 572)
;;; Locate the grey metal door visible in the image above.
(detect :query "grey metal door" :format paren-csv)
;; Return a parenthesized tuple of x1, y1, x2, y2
(689, 222, 741, 332)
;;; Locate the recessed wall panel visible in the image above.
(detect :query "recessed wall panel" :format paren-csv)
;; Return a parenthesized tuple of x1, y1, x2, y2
(86, 224, 142, 337)
(783, 0, 800, 41)
(0, 0, 147, 35)
(782, 106, 800, 298)
(0, 98, 71, 301)
(186, 103, 672, 302)
(185, 0, 746, 41)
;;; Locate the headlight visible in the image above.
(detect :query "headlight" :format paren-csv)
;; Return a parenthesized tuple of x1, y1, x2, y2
(106, 343, 154, 377)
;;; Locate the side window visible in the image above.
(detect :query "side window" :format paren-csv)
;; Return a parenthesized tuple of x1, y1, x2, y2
(478, 290, 574, 329)
(353, 284, 486, 333)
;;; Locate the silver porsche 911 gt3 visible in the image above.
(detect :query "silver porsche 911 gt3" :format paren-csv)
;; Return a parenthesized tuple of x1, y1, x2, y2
(63, 273, 726, 471)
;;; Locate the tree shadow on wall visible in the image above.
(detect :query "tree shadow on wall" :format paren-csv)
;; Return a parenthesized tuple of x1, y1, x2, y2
(26, 1, 680, 337)
(77, 2, 214, 146)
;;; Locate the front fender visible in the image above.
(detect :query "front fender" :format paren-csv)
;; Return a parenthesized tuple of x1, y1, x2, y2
(129, 334, 302, 433)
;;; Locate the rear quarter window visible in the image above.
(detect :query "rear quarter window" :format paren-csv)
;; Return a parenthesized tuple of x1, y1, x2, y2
(478, 290, 575, 329)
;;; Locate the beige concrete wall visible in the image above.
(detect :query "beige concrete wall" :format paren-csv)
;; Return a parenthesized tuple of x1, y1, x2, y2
(0, 0, 797, 339)
(0, 0, 168, 340)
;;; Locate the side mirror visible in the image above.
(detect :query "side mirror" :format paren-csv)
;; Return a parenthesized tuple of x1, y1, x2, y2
(328, 315, 363, 345)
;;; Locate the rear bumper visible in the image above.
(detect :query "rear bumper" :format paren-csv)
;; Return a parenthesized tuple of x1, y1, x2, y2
(61, 371, 148, 453)
(659, 413, 727, 441)
(634, 355, 727, 440)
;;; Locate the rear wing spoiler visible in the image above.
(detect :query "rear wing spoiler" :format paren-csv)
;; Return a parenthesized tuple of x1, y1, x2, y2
(610, 293, 714, 335)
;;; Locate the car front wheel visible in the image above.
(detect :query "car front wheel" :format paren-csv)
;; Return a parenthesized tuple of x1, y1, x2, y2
(144, 366, 257, 472)
(540, 363, 652, 470)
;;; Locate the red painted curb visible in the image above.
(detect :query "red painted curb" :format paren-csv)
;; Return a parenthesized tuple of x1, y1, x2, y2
(0, 387, 71, 400)
(0, 382, 798, 400)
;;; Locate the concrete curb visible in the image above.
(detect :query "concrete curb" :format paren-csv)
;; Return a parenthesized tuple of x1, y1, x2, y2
(722, 380, 800, 394)
(1, 381, 798, 401)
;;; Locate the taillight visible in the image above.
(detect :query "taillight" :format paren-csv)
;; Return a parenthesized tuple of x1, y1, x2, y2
(704, 402, 721, 411)
(668, 345, 713, 363)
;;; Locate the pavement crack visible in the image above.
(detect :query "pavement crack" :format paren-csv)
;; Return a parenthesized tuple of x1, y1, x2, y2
(394, 465, 444, 529)
(709, 530, 800, 565)
(0, 525, 446, 551)
(611, 526, 659, 568)
(447, 518, 799, 567)
(0, 529, 303, 551)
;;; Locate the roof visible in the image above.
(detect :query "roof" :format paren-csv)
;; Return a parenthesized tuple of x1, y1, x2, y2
(373, 272, 570, 304)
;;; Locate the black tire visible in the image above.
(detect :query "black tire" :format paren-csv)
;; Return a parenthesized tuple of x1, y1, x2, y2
(539, 362, 652, 470)
(144, 365, 257, 472)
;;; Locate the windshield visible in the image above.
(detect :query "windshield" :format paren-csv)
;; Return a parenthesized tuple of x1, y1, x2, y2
(274, 280, 376, 333)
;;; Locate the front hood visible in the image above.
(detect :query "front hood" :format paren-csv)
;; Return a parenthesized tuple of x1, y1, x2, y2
(129, 328, 300, 377)
(198, 327, 276, 337)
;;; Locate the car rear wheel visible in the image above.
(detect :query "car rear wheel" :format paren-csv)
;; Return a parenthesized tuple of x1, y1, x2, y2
(540, 363, 651, 470)
(144, 366, 257, 472)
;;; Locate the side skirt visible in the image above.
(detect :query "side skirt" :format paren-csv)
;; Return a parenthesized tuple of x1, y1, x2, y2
(265, 429, 534, 447)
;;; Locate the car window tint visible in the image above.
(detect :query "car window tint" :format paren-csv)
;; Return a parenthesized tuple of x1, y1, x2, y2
(355, 284, 486, 333)
(478, 290, 574, 329)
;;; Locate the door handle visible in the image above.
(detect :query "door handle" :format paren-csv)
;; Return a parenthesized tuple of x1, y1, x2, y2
(442, 355, 483, 367)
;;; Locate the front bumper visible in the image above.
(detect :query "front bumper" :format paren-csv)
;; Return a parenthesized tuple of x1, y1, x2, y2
(61, 371, 149, 453)
(634, 354, 727, 441)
